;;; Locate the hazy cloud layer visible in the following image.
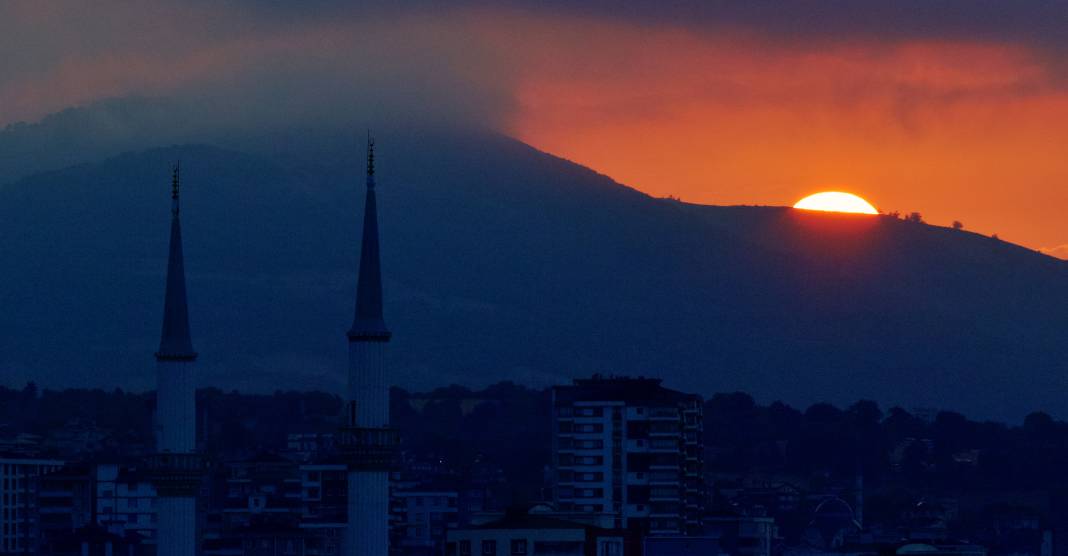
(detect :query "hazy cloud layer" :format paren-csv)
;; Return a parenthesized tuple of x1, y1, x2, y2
(0, 2, 516, 128)
(4, 1, 1067, 127)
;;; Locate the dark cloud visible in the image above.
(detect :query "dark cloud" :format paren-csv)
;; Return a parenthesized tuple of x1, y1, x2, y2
(214, 0, 1068, 50)
(504, 0, 1068, 51)
(1, 1, 1065, 131)
(0, 1, 517, 127)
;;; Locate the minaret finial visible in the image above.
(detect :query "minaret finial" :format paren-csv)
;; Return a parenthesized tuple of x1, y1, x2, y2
(349, 131, 389, 341)
(366, 132, 375, 183)
(171, 161, 180, 216)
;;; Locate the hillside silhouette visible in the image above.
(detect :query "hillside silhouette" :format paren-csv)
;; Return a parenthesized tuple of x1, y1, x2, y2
(1, 108, 1067, 420)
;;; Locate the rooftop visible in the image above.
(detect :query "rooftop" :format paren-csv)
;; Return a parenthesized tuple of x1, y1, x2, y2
(555, 376, 700, 406)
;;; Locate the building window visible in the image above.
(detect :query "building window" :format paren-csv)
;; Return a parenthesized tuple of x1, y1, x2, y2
(602, 540, 623, 555)
(459, 540, 471, 556)
(511, 539, 528, 555)
(482, 540, 496, 555)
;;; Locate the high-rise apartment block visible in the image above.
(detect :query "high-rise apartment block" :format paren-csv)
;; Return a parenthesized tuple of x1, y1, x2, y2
(551, 377, 704, 536)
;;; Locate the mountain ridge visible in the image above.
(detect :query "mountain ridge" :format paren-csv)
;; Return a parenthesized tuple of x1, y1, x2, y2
(2, 125, 1067, 421)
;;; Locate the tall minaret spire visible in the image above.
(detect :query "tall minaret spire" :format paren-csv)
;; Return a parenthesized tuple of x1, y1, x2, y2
(340, 133, 397, 556)
(149, 162, 203, 556)
(157, 162, 196, 361)
(348, 133, 390, 341)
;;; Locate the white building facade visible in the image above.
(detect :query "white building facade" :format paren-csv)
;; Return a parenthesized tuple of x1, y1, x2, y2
(551, 377, 704, 536)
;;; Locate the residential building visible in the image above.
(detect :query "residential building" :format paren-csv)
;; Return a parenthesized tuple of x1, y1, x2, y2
(0, 456, 64, 553)
(298, 463, 347, 556)
(392, 487, 460, 555)
(95, 463, 158, 543)
(551, 377, 704, 536)
(38, 462, 95, 545)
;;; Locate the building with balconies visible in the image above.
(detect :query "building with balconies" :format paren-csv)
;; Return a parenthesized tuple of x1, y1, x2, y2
(0, 456, 65, 553)
(95, 463, 158, 543)
(391, 487, 460, 555)
(551, 377, 704, 536)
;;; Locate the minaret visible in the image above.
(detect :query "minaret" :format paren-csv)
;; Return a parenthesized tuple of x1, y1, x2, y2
(148, 163, 203, 556)
(339, 136, 398, 556)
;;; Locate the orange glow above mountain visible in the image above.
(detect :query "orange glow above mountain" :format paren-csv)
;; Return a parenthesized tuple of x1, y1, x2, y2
(793, 192, 879, 215)
(501, 16, 1068, 252)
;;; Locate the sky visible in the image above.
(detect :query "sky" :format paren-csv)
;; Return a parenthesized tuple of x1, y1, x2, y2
(3, 1, 1068, 255)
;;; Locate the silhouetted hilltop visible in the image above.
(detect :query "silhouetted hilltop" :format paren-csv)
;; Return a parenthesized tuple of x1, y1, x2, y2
(1, 114, 1067, 420)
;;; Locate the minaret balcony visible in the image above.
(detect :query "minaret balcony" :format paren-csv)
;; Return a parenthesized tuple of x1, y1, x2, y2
(145, 452, 207, 496)
(337, 425, 400, 471)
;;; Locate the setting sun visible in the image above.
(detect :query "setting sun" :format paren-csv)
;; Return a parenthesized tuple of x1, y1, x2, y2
(793, 191, 879, 215)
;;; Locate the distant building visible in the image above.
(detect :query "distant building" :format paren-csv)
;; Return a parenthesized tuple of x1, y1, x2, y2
(298, 463, 347, 556)
(446, 510, 630, 556)
(299, 463, 348, 526)
(95, 463, 158, 543)
(643, 536, 724, 556)
(551, 377, 704, 535)
(460, 457, 511, 522)
(702, 512, 776, 556)
(0, 432, 45, 457)
(38, 462, 95, 547)
(391, 487, 460, 555)
(213, 455, 302, 530)
(286, 433, 335, 463)
(0, 456, 64, 553)
(42, 523, 148, 556)
(203, 523, 312, 556)
(44, 419, 110, 457)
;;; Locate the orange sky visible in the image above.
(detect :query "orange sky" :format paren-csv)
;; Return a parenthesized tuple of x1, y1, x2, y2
(495, 15, 1068, 255)
(3, 4, 1068, 255)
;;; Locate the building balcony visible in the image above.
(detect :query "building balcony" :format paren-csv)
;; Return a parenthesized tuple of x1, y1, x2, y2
(626, 472, 649, 483)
